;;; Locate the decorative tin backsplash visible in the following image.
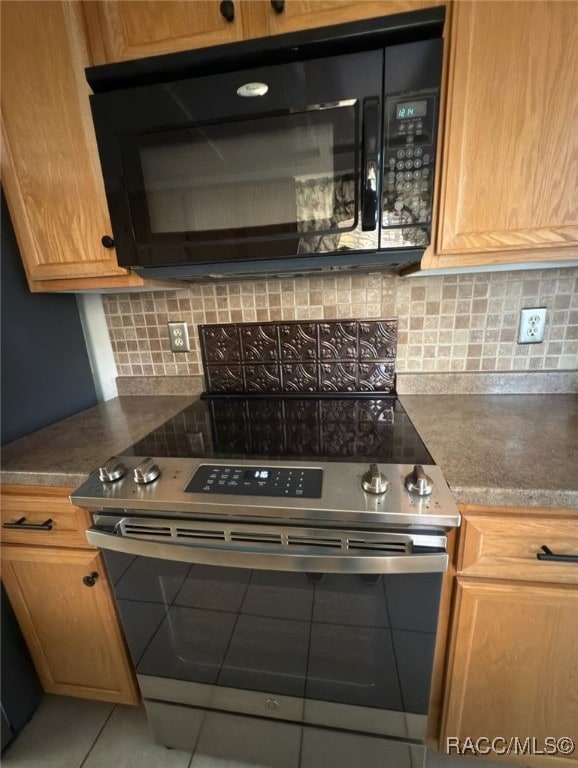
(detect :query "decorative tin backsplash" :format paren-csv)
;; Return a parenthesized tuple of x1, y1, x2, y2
(199, 319, 398, 394)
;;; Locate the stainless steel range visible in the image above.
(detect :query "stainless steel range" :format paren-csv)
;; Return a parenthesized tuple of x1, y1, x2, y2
(72, 394, 459, 768)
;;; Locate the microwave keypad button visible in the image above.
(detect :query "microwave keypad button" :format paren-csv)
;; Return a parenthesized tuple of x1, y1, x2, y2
(404, 160, 413, 170)
(406, 136, 414, 144)
(404, 182, 413, 192)
(397, 161, 405, 170)
(397, 149, 406, 159)
(413, 170, 422, 179)
(406, 148, 414, 158)
(414, 147, 423, 157)
(404, 172, 413, 181)
(394, 200, 404, 211)
(422, 168, 430, 178)
(396, 172, 404, 181)
(414, 159, 423, 169)
(423, 153, 430, 163)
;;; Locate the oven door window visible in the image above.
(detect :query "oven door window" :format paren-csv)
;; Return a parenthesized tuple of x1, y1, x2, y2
(104, 553, 441, 716)
(121, 103, 359, 255)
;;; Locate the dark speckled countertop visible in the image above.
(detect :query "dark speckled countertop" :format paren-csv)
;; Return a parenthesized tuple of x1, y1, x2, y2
(401, 393, 578, 509)
(1, 393, 577, 509)
(0, 396, 194, 488)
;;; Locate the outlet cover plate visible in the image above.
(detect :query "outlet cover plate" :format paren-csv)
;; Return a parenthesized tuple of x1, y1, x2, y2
(518, 307, 547, 344)
(168, 321, 191, 352)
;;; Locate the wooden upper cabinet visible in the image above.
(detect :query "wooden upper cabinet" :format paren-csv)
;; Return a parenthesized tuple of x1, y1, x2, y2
(262, 0, 445, 37)
(83, 1, 248, 65)
(426, 1, 578, 269)
(82, 1, 446, 65)
(0, 1, 145, 292)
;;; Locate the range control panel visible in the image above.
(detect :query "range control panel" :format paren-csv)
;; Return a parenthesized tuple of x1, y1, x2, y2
(185, 465, 323, 498)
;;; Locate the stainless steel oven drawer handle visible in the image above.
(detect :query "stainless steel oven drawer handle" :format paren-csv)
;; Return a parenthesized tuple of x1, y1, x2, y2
(86, 527, 448, 574)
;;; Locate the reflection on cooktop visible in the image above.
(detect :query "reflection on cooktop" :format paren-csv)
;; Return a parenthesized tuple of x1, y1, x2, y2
(125, 396, 433, 465)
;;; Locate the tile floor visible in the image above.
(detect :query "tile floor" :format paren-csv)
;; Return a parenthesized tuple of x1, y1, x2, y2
(2, 695, 518, 768)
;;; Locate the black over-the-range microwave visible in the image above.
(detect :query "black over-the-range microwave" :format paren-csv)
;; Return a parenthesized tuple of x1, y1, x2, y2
(87, 7, 444, 281)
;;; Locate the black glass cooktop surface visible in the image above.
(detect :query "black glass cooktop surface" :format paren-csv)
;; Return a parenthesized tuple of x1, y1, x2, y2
(124, 395, 433, 465)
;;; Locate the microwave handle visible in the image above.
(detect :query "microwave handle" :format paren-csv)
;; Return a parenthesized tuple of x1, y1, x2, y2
(361, 97, 380, 231)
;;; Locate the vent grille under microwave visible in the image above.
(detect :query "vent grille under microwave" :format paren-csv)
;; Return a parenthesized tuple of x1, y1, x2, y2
(118, 518, 412, 554)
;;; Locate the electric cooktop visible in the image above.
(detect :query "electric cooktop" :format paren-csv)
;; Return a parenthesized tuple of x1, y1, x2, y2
(123, 395, 433, 466)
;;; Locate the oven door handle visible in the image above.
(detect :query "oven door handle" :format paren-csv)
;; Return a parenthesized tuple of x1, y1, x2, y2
(86, 526, 448, 574)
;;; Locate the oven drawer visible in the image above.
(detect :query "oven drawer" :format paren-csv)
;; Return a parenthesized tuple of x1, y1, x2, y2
(142, 701, 426, 766)
(1, 486, 92, 548)
(458, 506, 578, 584)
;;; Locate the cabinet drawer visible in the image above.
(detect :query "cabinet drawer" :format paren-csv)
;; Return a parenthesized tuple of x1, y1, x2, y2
(1, 486, 92, 548)
(458, 506, 578, 585)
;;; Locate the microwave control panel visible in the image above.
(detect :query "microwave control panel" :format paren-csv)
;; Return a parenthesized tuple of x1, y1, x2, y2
(382, 90, 438, 241)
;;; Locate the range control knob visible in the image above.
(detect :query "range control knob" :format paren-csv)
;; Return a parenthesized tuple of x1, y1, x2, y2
(133, 457, 160, 485)
(361, 464, 389, 494)
(405, 465, 433, 496)
(98, 457, 125, 483)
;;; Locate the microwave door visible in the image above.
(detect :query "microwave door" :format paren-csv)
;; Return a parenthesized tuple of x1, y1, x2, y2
(118, 98, 380, 266)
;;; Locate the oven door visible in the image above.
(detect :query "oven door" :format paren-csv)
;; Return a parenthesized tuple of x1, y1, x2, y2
(89, 516, 445, 748)
(90, 51, 382, 268)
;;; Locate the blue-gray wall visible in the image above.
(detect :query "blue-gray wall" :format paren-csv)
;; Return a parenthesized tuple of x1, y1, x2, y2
(1, 191, 97, 445)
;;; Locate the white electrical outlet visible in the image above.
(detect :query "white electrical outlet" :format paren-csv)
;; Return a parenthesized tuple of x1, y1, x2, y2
(168, 321, 190, 352)
(518, 307, 547, 344)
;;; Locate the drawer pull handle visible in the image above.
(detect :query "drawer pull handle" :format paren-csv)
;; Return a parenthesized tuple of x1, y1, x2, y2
(537, 545, 578, 564)
(3, 517, 53, 531)
(82, 572, 99, 588)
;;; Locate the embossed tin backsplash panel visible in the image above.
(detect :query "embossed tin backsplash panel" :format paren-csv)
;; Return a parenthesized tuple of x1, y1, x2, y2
(199, 319, 397, 394)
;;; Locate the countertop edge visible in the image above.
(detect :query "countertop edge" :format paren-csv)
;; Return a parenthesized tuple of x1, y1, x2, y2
(449, 486, 578, 510)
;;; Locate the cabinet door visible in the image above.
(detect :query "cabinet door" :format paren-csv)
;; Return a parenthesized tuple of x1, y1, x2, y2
(1, 545, 138, 705)
(262, 1, 444, 37)
(442, 578, 578, 764)
(427, 1, 578, 268)
(0, 1, 144, 292)
(83, 0, 246, 64)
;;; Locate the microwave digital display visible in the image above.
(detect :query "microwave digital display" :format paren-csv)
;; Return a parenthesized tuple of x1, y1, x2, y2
(396, 100, 427, 119)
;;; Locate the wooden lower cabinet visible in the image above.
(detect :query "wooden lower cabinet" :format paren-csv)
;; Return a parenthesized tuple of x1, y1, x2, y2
(443, 579, 578, 764)
(1, 487, 138, 705)
(440, 507, 578, 767)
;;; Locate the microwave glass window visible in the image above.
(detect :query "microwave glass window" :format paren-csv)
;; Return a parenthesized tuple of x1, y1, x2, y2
(126, 105, 358, 243)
